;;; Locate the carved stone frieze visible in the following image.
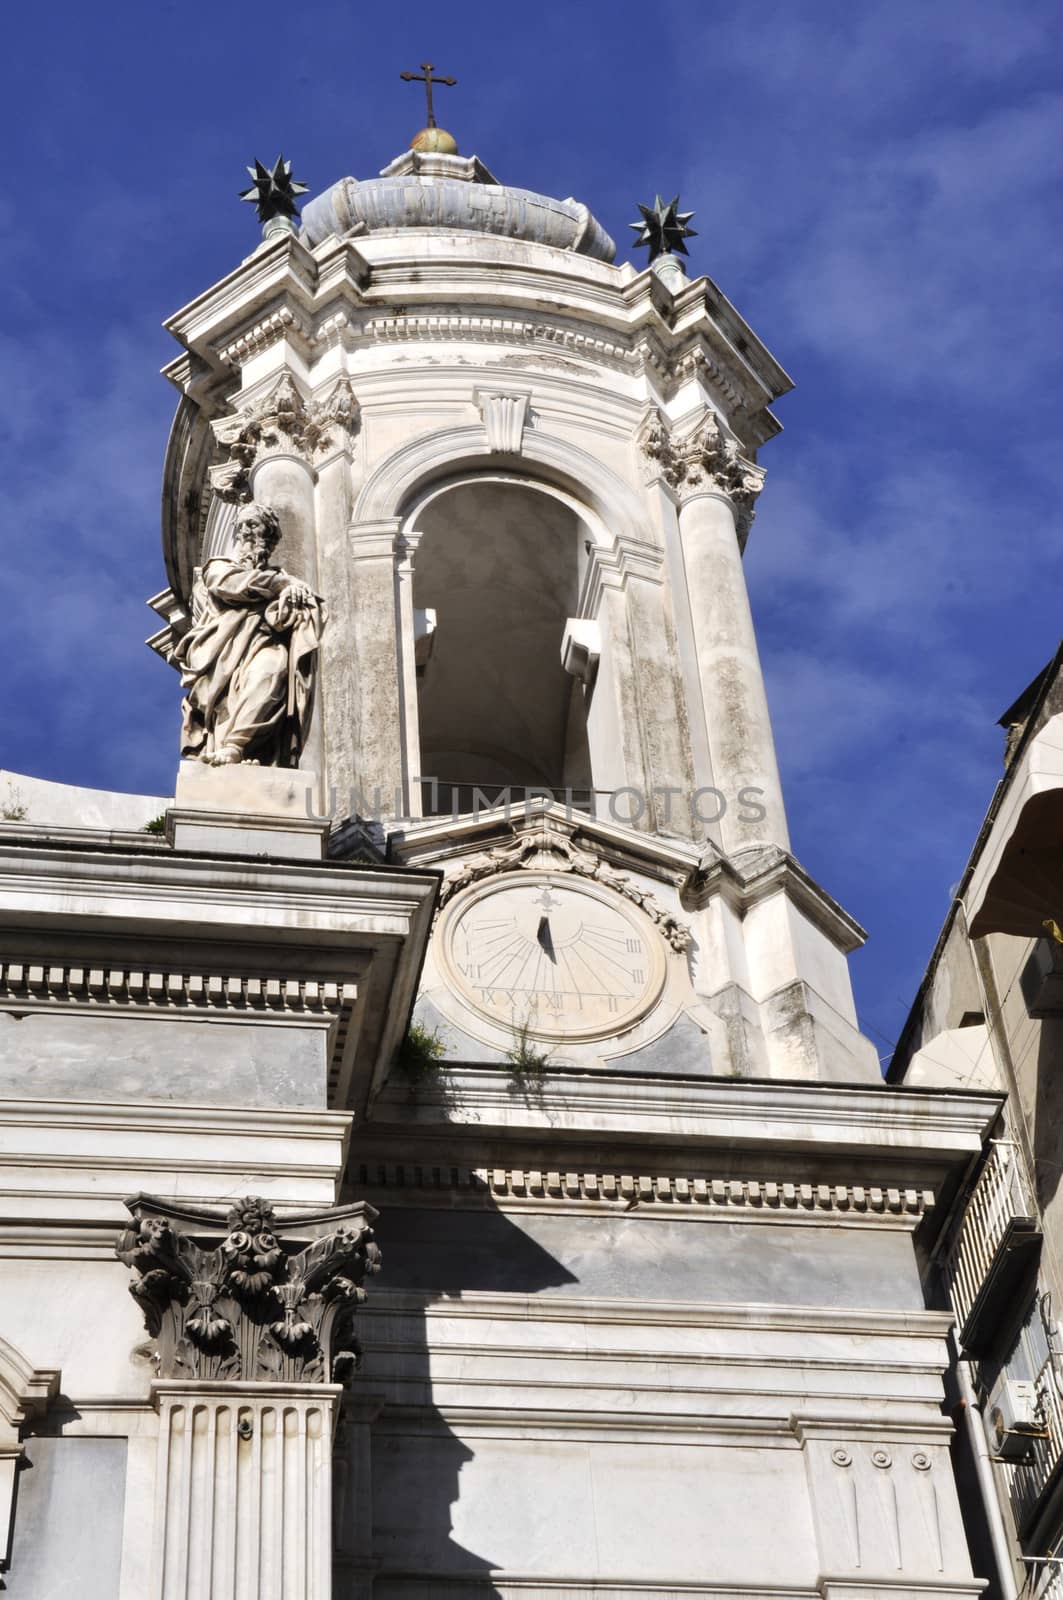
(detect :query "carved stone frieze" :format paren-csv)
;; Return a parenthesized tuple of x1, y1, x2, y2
(116, 1193, 380, 1383)
(438, 817, 693, 953)
(209, 373, 360, 502)
(638, 406, 766, 532)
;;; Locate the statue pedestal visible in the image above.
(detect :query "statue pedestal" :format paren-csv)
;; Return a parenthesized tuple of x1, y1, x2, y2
(167, 762, 328, 859)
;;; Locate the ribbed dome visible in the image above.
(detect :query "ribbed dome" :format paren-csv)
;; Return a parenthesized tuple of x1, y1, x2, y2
(299, 148, 616, 262)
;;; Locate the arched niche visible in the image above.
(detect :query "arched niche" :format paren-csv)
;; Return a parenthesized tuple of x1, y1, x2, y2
(403, 473, 602, 814)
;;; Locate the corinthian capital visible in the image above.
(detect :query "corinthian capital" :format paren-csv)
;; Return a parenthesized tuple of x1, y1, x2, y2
(116, 1193, 380, 1383)
(638, 407, 766, 534)
(209, 373, 360, 502)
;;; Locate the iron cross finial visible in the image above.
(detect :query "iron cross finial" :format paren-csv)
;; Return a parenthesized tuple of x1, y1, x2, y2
(399, 61, 457, 129)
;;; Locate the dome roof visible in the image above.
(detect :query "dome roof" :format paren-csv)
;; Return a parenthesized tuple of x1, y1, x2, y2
(298, 148, 616, 262)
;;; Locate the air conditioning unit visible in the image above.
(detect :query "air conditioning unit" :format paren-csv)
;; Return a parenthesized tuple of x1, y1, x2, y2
(989, 1379, 1042, 1460)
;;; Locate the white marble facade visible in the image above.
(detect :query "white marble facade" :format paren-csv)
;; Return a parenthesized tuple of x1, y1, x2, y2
(0, 138, 999, 1598)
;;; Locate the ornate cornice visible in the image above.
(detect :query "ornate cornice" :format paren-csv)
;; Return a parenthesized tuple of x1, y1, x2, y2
(437, 814, 692, 953)
(116, 1193, 380, 1383)
(352, 1160, 935, 1221)
(638, 406, 766, 538)
(0, 955, 356, 1014)
(217, 305, 314, 367)
(209, 373, 360, 502)
(684, 842, 867, 955)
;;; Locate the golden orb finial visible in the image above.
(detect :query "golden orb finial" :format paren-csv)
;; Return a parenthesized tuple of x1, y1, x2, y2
(410, 126, 459, 155)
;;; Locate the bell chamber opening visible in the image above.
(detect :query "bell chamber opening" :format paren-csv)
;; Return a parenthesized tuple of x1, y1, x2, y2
(411, 478, 595, 816)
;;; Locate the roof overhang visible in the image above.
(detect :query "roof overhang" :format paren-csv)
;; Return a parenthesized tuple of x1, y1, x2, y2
(967, 712, 1063, 939)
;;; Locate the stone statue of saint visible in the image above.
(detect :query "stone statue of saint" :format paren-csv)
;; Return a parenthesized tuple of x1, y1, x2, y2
(174, 502, 325, 767)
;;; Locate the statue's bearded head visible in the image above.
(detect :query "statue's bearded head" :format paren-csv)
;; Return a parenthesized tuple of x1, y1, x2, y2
(234, 502, 282, 569)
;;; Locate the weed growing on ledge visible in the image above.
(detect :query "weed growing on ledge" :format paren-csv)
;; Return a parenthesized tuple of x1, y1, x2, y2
(504, 1021, 553, 1077)
(144, 815, 167, 835)
(399, 1020, 447, 1084)
(0, 787, 28, 822)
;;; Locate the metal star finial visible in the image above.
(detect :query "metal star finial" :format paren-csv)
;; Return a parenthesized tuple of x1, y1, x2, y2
(629, 194, 698, 262)
(239, 156, 310, 226)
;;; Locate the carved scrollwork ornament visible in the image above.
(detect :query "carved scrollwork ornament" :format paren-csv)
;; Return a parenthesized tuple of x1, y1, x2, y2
(911, 1450, 933, 1472)
(871, 1448, 893, 1469)
(831, 1447, 853, 1468)
(116, 1193, 380, 1384)
(209, 373, 360, 503)
(437, 817, 693, 954)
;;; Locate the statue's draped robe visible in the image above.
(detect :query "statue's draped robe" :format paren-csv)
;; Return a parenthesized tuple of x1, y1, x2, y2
(174, 559, 325, 766)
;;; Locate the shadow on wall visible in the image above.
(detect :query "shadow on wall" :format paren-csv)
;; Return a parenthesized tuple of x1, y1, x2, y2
(333, 1196, 578, 1599)
(1032, 1016, 1063, 1221)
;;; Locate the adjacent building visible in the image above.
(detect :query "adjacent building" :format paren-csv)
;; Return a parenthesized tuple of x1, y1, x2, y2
(891, 644, 1063, 1600)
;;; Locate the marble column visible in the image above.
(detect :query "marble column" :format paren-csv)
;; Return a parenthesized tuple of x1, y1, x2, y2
(117, 1194, 380, 1600)
(678, 488, 789, 853)
(314, 438, 356, 821)
(622, 568, 698, 838)
(347, 520, 405, 822)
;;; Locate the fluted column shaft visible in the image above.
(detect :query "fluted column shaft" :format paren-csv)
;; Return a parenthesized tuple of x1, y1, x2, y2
(150, 1381, 341, 1600)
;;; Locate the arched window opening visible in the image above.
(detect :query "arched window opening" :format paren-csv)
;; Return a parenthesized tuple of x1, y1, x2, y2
(412, 479, 594, 815)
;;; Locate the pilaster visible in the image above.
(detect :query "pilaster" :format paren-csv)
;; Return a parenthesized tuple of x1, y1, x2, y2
(117, 1193, 382, 1600)
(150, 1381, 341, 1600)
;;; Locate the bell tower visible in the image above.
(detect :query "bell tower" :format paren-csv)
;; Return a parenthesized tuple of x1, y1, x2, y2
(0, 97, 1002, 1600)
(154, 124, 878, 1086)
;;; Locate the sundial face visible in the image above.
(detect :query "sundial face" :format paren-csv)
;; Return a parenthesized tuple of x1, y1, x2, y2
(438, 871, 667, 1043)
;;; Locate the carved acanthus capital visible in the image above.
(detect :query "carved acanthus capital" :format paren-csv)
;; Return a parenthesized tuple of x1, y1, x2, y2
(638, 407, 765, 533)
(116, 1193, 380, 1383)
(209, 374, 360, 502)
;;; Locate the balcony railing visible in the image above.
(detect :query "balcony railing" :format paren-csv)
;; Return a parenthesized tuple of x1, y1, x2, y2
(421, 782, 599, 819)
(944, 1140, 1040, 1351)
(1027, 1558, 1063, 1600)
(1007, 1350, 1063, 1536)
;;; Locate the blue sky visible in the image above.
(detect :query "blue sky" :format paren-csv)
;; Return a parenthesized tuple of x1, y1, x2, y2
(1, 0, 1060, 1059)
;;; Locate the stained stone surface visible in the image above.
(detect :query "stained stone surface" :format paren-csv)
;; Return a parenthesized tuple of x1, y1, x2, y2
(299, 149, 616, 260)
(0, 1011, 328, 1107)
(6, 1437, 127, 1598)
(173, 758, 319, 817)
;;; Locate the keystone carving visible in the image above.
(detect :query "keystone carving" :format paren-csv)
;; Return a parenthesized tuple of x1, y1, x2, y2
(638, 407, 765, 533)
(439, 816, 693, 953)
(209, 373, 360, 502)
(475, 388, 531, 454)
(116, 1193, 380, 1383)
